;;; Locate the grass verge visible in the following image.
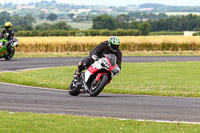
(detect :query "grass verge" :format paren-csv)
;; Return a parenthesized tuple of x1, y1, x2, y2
(0, 111, 200, 133)
(1, 62, 200, 97)
(14, 51, 200, 58)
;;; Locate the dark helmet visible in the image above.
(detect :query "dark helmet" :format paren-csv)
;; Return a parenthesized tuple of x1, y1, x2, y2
(4, 22, 12, 30)
(108, 36, 120, 52)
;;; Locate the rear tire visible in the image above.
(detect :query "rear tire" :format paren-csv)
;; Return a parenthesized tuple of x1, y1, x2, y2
(5, 48, 15, 61)
(89, 74, 109, 97)
(69, 80, 81, 96)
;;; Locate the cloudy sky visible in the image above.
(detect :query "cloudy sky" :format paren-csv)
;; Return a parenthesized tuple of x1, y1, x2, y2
(1, 0, 200, 6)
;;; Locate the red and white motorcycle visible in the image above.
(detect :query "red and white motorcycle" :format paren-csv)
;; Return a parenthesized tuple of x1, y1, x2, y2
(69, 54, 120, 97)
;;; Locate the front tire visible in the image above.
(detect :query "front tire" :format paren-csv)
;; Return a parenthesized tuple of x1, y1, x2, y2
(89, 74, 109, 97)
(5, 48, 15, 61)
(69, 80, 81, 96)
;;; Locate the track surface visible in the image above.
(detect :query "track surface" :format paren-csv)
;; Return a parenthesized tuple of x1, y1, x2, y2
(1, 56, 200, 122)
(1, 56, 200, 71)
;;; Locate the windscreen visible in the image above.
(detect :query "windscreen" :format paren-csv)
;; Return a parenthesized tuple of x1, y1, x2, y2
(105, 54, 117, 67)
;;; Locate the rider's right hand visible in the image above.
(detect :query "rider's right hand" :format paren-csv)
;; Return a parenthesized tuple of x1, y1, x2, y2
(92, 55, 99, 61)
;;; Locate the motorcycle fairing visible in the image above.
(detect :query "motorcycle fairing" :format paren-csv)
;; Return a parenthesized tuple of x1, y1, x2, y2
(104, 55, 118, 72)
(88, 65, 99, 74)
(85, 60, 102, 82)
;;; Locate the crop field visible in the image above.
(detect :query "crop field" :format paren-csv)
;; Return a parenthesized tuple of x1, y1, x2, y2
(16, 36, 200, 53)
(35, 19, 92, 30)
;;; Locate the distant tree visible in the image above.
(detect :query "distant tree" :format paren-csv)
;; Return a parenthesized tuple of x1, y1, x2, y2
(34, 22, 73, 31)
(0, 11, 10, 18)
(11, 15, 25, 26)
(139, 22, 151, 36)
(115, 14, 130, 29)
(53, 22, 72, 30)
(73, 16, 85, 22)
(128, 21, 140, 29)
(67, 13, 75, 19)
(0, 11, 11, 25)
(39, 12, 46, 20)
(13, 25, 33, 32)
(157, 13, 168, 19)
(149, 14, 200, 31)
(92, 15, 116, 30)
(46, 13, 58, 21)
(24, 15, 36, 26)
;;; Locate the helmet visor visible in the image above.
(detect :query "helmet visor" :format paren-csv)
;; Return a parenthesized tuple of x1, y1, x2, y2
(111, 43, 119, 51)
(5, 26, 11, 30)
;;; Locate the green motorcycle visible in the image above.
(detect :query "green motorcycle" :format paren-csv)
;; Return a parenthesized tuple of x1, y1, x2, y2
(0, 38, 18, 60)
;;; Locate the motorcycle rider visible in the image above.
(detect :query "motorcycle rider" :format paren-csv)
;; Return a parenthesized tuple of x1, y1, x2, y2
(73, 36, 122, 78)
(1, 22, 14, 54)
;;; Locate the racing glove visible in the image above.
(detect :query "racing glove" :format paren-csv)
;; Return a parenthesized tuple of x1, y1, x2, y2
(92, 55, 99, 61)
(112, 66, 121, 75)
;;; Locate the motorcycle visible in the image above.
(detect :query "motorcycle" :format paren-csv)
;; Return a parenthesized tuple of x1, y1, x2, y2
(0, 37, 18, 60)
(69, 54, 121, 97)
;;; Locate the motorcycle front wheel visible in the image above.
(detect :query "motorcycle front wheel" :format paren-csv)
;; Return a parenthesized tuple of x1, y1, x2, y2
(89, 74, 109, 97)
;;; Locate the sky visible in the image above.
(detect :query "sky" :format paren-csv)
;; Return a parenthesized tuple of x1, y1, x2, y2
(1, 0, 200, 6)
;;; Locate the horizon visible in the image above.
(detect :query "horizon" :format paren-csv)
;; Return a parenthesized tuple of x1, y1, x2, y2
(0, 0, 200, 7)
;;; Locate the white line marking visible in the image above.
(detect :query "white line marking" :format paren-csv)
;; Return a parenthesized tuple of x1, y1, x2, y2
(118, 118, 200, 124)
(4, 111, 200, 124)
(0, 66, 67, 73)
(0, 81, 68, 92)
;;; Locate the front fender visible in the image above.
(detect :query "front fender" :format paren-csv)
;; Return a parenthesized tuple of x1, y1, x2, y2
(96, 73, 109, 82)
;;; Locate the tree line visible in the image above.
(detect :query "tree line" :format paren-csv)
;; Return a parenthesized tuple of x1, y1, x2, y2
(92, 14, 200, 32)
(1, 11, 200, 36)
(0, 11, 61, 32)
(150, 14, 200, 31)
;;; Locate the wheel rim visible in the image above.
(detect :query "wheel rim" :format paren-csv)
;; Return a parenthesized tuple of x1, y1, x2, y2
(91, 78, 101, 92)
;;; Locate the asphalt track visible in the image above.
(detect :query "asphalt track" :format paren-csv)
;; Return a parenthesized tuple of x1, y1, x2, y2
(1, 56, 200, 123)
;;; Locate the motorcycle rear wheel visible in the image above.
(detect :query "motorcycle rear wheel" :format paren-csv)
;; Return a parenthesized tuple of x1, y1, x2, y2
(89, 74, 109, 97)
(4, 48, 15, 61)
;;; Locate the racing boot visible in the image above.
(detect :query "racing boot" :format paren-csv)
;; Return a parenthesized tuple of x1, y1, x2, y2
(73, 62, 87, 78)
(73, 70, 81, 78)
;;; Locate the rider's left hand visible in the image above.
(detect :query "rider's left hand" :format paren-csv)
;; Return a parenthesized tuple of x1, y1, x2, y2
(112, 66, 121, 75)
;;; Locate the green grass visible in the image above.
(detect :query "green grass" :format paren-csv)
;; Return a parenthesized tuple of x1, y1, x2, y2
(66, 21, 92, 30)
(14, 51, 200, 58)
(0, 111, 200, 133)
(35, 19, 92, 30)
(14, 52, 89, 58)
(1, 62, 200, 97)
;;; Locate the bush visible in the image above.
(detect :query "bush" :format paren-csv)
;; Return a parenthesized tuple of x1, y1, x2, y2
(16, 29, 140, 37)
(69, 30, 77, 36)
(30, 30, 40, 36)
(150, 31, 184, 36)
(100, 29, 112, 36)
(193, 33, 198, 36)
(88, 29, 101, 36)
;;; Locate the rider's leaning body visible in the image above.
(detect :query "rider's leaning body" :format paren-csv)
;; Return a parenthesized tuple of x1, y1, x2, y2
(1, 22, 14, 53)
(74, 36, 122, 78)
